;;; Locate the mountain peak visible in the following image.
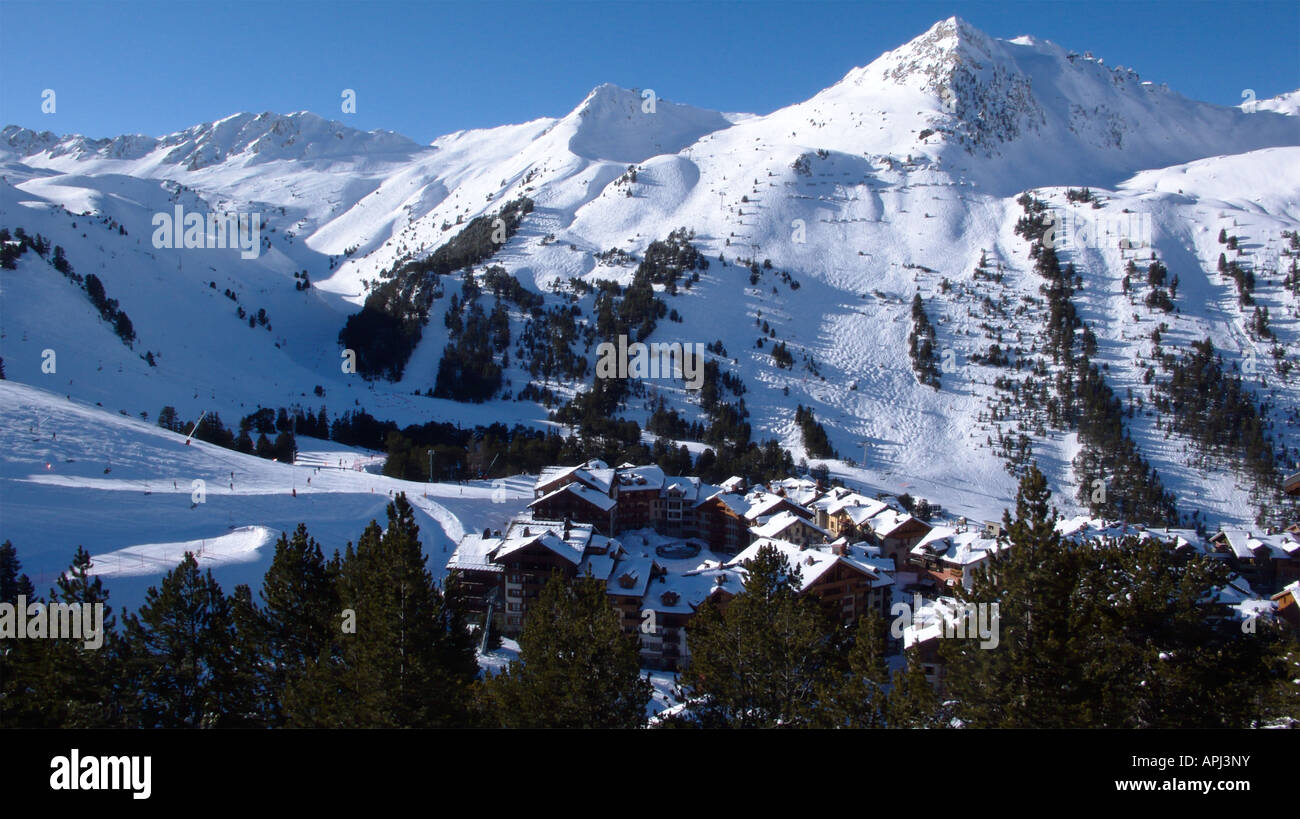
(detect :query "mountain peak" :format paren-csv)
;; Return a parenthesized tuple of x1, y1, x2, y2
(559, 83, 731, 163)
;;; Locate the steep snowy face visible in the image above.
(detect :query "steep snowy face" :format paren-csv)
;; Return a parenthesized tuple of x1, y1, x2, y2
(558, 83, 733, 163)
(801, 16, 1299, 193)
(842, 15, 1043, 152)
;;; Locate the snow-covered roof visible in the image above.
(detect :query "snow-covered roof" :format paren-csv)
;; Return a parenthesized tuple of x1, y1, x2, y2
(720, 476, 745, 493)
(661, 475, 705, 501)
(743, 491, 805, 521)
(615, 464, 665, 491)
(768, 477, 821, 506)
(749, 510, 827, 541)
(825, 493, 887, 519)
(643, 562, 744, 614)
(529, 482, 617, 512)
(579, 553, 618, 582)
(866, 508, 925, 538)
(493, 531, 585, 566)
(534, 460, 615, 495)
(702, 490, 753, 517)
(730, 538, 880, 592)
(911, 526, 1006, 566)
(1217, 529, 1300, 560)
(1284, 470, 1300, 496)
(901, 596, 975, 649)
(447, 533, 505, 573)
(505, 515, 595, 552)
(608, 554, 656, 597)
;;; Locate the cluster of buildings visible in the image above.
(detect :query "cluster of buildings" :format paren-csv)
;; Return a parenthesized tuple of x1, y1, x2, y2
(448, 459, 1300, 678)
(902, 516, 1300, 688)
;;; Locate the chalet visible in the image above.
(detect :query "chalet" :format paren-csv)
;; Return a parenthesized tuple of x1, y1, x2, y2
(446, 530, 507, 626)
(813, 491, 889, 539)
(1204, 574, 1270, 625)
(638, 564, 743, 671)
(494, 529, 586, 634)
(730, 538, 893, 624)
(533, 460, 615, 499)
(749, 510, 830, 547)
(719, 475, 746, 494)
(695, 491, 754, 554)
(863, 508, 933, 568)
(1272, 581, 1299, 631)
(907, 526, 1007, 590)
(606, 554, 659, 635)
(1210, 529, 1300, 592)
(743, 491, 814, 525)
(613, 464, 665, 531)
(769, 477, 822, 506)
(901, 596, 978, 691)
(658, 476, 706, 538)
(528, 483, 617, 534)
(1285, 470, 1300, 497)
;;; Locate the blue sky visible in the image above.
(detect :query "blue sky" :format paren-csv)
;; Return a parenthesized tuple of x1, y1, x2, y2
(2, 0, 1296, 143)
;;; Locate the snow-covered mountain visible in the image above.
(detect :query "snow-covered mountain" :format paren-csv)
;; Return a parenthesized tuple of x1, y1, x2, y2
(2, 16, 1299, 581)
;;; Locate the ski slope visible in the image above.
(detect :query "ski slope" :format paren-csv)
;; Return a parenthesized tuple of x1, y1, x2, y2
(0, 380, 533, 608)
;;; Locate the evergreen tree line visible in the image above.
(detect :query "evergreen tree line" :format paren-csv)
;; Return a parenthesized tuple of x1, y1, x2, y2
(155, 405, 313, 463)
(434, 269, 509, 402)
(1152, 338, 1290, 524)
(338, 198, 533, 380)
(795, 404, 837, 459)
(666, 467, 1297, 728)
(1014, 197, 1177, 525)
(938, 466, 1297, 728)
(0, 228, 135, 346)
(908, 293, 942, 388)
(0, 496, 652, 728)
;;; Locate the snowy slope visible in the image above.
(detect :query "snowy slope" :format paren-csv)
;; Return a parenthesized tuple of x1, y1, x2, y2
(0, 380, 532, 608)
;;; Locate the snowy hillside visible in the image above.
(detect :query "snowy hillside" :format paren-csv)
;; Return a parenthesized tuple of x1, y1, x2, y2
(0, 379, 531, 608)
(2, 14, 1299, 576)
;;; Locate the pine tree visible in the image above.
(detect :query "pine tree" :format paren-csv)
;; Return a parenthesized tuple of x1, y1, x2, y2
(287, 495, 477, 727)
(121, 553, 247, 728)
(0, 541, 39, 727)
(36, 547, 124, 727)
(814, 611, 889, 728)
(939, 465, 1085, 728)
(480, 573, 650, 728)
(886, 647, 944, 728)
(0, 540, 35, 602)
(257, 524, 338, 726)
(941, 465, 1280, 728)
(680, 544, 841, 727)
